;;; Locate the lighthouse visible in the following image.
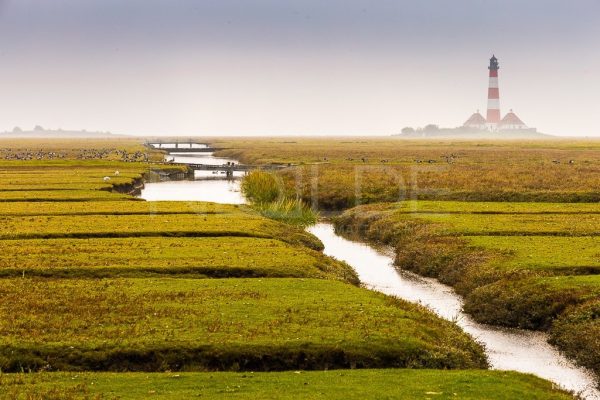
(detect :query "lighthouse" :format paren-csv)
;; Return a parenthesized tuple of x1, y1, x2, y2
(462, 55, 534, 133)
(486, 55, 501, 129)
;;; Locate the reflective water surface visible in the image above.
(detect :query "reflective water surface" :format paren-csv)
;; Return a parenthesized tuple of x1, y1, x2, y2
(142, 179, 244, 204)
(140, 151, 600, 399)
(142, 152, 245, 203)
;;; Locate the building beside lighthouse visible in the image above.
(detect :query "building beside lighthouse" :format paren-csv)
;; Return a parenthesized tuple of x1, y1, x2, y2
(463, 55, 535, 132)
(499, 110, 528, 130)
(463, 110, 487, 130)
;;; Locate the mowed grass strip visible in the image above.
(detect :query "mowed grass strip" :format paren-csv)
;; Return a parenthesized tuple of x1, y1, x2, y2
(334, 201, 600, 239)
(389, 200, 600, 214)
(0, 163, 148, 186)
(0, 278, 487, 372)
(466, 236, 600, 275)
(0, 190, 133, 202)
(0, 237, 357, 282)
(409, 212, 600, 236)
(0, 212, 322, 250)
(0, 370, 574, 400)
(0, 160, 187, 201)
(0, 201, 237, 216)
(0, 171, 145, 189)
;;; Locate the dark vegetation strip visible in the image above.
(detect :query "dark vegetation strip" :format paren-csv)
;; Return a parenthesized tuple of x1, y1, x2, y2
(550, 299, 600, 376)
(0, 266, 338, 280)
(0, 344, 477, 373)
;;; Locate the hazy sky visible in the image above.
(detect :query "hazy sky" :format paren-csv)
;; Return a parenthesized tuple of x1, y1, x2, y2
(1, 0, 599, 136)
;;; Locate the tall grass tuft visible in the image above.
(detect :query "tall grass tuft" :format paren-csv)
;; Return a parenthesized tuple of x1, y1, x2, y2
(242, 171, 318, 226)
(241, 170, 282, 203)
(256, 198, 318, 227)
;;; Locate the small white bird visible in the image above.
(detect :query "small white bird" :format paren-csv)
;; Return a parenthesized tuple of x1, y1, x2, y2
(114, 170, 120, 176)
(103, 176, 111, 182)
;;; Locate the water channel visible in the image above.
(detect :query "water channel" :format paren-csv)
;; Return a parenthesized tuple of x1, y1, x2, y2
(140, 150, 600, 399)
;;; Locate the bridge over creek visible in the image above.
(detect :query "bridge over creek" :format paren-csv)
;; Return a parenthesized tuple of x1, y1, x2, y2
(183, 162, 288, 177)
(146, 141, 290, 177)
(145, 141, 218, 153)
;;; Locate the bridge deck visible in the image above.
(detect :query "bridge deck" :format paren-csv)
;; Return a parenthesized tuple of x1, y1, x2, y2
(149, 147, 217, 153)
(186, 163, 254, 171)
(175, 163, 289, 172)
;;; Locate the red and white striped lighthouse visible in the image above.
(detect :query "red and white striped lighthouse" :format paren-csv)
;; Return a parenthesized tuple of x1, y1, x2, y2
(486, 55, 500, 129)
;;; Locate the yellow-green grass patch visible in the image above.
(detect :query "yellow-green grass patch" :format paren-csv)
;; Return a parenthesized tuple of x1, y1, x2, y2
(388, 200, 600, 214)
(409, 212, 600, 236)
(0, 201, 238, 216)
(0, 190, 133, 202)
(466, 236, 600, 275)
(0, 237, 356, 282)
(0, 370, 574, 400)
(0, 278, 487, 372)
(0, 212, 321, 249)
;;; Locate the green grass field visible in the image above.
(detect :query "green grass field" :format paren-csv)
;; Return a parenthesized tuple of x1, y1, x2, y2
(467, 236, 600, 275)
(0, 206, 322, 249)
(0, 370, 573, 399)
(0, 200, 235, 215)
(416, 212, 600, 236)
(0, 189, 134, 201)
(377, 200, 600, 214)
(0, 278, 486, 372)
(0, 152, 186, 201)
(0, 236, 356, 281)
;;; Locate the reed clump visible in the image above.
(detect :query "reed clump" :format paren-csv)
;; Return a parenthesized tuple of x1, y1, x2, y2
(240, 170, 282, 203)
(242, 171, 318, 227)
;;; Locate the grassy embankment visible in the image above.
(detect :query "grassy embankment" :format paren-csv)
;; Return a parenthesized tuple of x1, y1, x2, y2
(0, 278, 485, 372)
(0, 139, 569, 398)
(0, 370, 572, 400)
(334, 200, 600, 377)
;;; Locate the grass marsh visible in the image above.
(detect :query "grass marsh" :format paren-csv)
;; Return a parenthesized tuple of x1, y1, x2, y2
(0, 278, 487, 372)
(213, 138, 600, 208)
(0, 138, 588, 397)
(0, 236, 356, 282)
(0, 370, 574, 399)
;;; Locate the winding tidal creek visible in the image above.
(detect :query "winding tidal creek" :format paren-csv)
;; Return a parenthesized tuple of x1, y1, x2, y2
(141, 150, 600, 399)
